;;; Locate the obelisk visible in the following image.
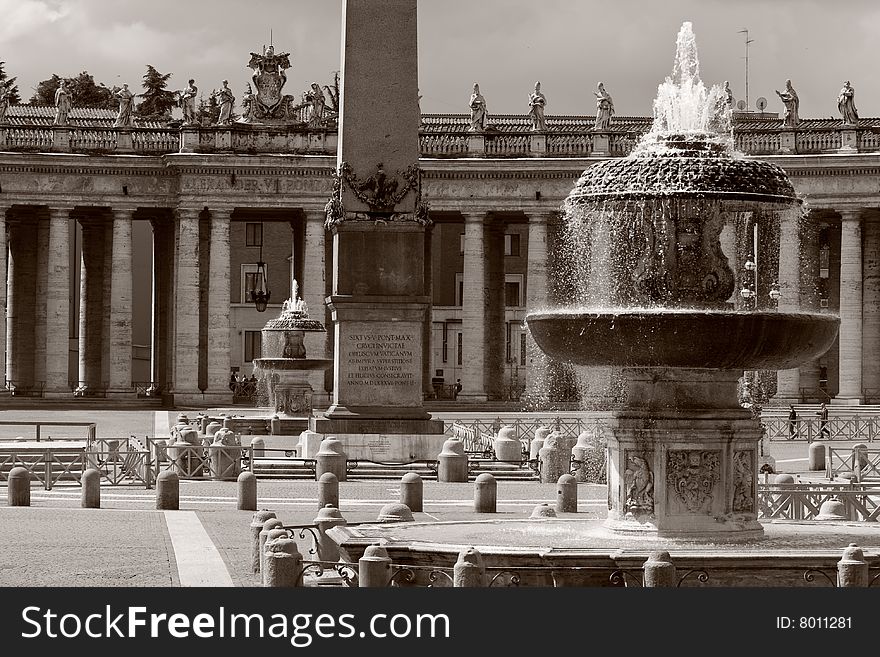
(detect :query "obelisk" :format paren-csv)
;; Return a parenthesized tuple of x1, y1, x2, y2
(308, 0, 445, 461)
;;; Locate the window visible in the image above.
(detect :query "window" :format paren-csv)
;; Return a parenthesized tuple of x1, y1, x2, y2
(442, 322, 448, 363)
(520, 332, 527, 366)
(506, 323, 512, 363)
(244, 331, 262, 362)
(455, 273, 464, 306)
(241, 264, 268, 303)
(245, 223, 263, 247)
(459, 233, 465, 255)
(504, 233, 520, 256)
(505, 281, 521, 307)
(457, 332, 462, 366)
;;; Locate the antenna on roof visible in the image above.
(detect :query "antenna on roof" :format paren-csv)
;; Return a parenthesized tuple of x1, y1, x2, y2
(270, 29, 273, 47)
(738, 28, 755, 111)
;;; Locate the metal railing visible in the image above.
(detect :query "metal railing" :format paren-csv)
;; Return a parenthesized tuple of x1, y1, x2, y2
(763, 415, 877, 442)
(757, 482, 880, 521)
(0, 421, 96, 442)
(0, 444, 87, 490)
(825, 445, 880, 481)
(4, 380, 46, 398)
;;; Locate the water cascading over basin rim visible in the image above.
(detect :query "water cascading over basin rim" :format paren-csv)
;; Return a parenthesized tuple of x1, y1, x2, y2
(525, 309, 840, 371)
(566, 145, 799, 205)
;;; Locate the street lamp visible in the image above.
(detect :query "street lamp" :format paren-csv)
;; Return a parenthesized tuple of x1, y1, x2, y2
(249, 222, 271, 312)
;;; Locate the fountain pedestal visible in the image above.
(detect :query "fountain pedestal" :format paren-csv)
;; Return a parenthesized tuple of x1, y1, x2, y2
(606, 368, 762, 538)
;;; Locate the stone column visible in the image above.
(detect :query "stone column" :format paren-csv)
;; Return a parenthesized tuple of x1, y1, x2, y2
(205, 208, 232, 402)
(775, 209, 801, 402)
(172, 208, 202, 403)
(150, 216, 174, 395)
(485, 221, 505, 400)
(837, 210, 863, 403)
(303, 209, 329, 404)
(799, 213, 822, 394)
(107, 208, 135, 397)
(460, 212, 488, 401)
(44, 208, 71, 396)
(422, 222, 434, 399)
(78, 217, 105, 393)
(525, 212, 549, 402)
(862, 216, 880, 398)
(7, 217, 38, 389)
(31, 219, 49, 390)
(0, 207, 7, 383)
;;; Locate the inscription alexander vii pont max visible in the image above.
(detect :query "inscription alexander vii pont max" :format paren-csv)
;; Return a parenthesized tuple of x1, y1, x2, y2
(346, 333, 416, 386)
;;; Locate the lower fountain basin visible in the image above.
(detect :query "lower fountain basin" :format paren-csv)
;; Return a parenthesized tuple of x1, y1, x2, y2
(525, 309, 839, 370)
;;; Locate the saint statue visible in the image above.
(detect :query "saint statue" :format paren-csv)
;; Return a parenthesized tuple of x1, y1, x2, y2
(469, 83, 487, 132)
(528, 81, 547, 131)
(54, 79, 71, 126)
(306, 82, 325, 127)
(838, 80, 858, 125)
(594, 82, 614, 131)
(775, 79, 799, 128)
(723, 80, 734, 110)
(179, 79, 198, 125)
(0, 83, 10, 124)
(213, 80, 235, 125)
(113, 83, 134, 128)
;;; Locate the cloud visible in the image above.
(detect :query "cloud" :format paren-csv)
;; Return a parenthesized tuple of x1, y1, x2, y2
(0, 0, 70, 42)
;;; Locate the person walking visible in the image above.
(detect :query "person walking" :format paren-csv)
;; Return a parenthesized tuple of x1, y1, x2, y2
(787, 405, 798, 439)
(817, 402, 830, 439)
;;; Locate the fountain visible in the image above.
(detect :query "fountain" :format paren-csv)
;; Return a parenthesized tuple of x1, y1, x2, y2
(252, 279, 333, 417)
(328, 23, 876, 585)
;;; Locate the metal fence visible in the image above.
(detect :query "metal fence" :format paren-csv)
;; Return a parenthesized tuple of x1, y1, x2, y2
(757, 483, 880, 521)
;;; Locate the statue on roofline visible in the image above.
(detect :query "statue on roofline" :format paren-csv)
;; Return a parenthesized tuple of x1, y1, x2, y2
(243, 44, 295, 121)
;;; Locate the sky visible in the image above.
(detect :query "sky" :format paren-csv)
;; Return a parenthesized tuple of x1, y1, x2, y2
(1, 0, 879, 120)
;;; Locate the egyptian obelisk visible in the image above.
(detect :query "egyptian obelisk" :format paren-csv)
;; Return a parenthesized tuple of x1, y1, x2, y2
(308, 0, 445, 461)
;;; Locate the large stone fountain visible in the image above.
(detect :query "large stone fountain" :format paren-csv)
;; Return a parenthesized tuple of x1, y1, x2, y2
(252, 280, 333, 416)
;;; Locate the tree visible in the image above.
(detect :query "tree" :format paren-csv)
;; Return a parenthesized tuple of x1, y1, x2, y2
(30, 71, 115, 109)
(135, 65, 176, 120)
(0, 61, 21, 104)
(197, 93, 220, 125)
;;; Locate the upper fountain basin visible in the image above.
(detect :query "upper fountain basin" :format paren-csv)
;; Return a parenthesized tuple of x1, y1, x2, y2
(566, 136, 798, 205)
(525, 309, 839, 370)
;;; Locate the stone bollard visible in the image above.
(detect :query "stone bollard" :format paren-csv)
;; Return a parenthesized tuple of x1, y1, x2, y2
(250, 510, 277, 573)
(816, 497, 848, 521)
(270, 415, 282, 435)
(808, 442, 826, 471)
(200, 415, 210, 435)
(400, 473, 423, 512)
(204, 421, 222, 439)
(453, 547, 487, 587)
(530, 503, 557, 518)
(314, 505, 347, 562)
(7, 466, 31, 507)
(359, 545, 392, 587)
(473, 473, 497, 513)
(643, 551, 677, 587)
(837, 543, 869, 587)
(81, 468, 101, 509)
(155, 470, 179, 510)
(318, 472, 340, 510)
(237, 471, 257, 510)
(258, 518, 285, 579)
(530, 426, 551, 462)
(774, 473, 795, 484)
(261, 528, 289, 585)
(556, 474, 577, 513)
(437, 438, 468, 483)
(377, 503, 414, 522)
(493, 426, 522, 462)
(250, 437, 265, 458)
(263, 537, 303, 587)
(538, 432, 564, 484)
(851, 443, 868, 474)
(316, 437, 348, 482)
(570, 431, 592, 482)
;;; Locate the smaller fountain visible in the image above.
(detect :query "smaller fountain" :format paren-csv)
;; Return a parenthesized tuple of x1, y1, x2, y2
(252, 279, 333, 417)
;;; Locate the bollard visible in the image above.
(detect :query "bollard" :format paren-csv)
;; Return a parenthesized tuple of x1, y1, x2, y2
(200, 415, 210, 435)
(808, 442, 825, 471)
(556, 473, 577, 513)
(250, 510, 277, 573)
(538, 432, 563, 484)
(258, 518, 285, 579)
(315, 437, 348, 482)
(837, 543, 869, 587)
(377, 503, 414, 522)
(571, 431, 592, 482)
(81, 468, 101, 509)
(816, 497, 848, 521)
(7, 466, 31, 507)
(400, 473, 423, 512)
(358, 545, 391, 587)
(493, 426, 521, 462)
(263, 537, 303, 587)
(155, 470, 179, 510)
(318, 472, 340, 510)
(314, 505, 347, 562)
(204, 421, 222, 439)
(643, 551, 677, 587)
(237, 471, 257, 510)
(774, 473, 795, 484)
(437, 438, 468, 483)
(530, 503, 556, 518)
(270, 415, 281, 435)
(261, 528, 289, 585)
(453, 547, 487, 587)
(250, 437, 265, 458)
(473, 473, 497, 513)
(852, 443, 868, 474)
(530, 426, 551, 462)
